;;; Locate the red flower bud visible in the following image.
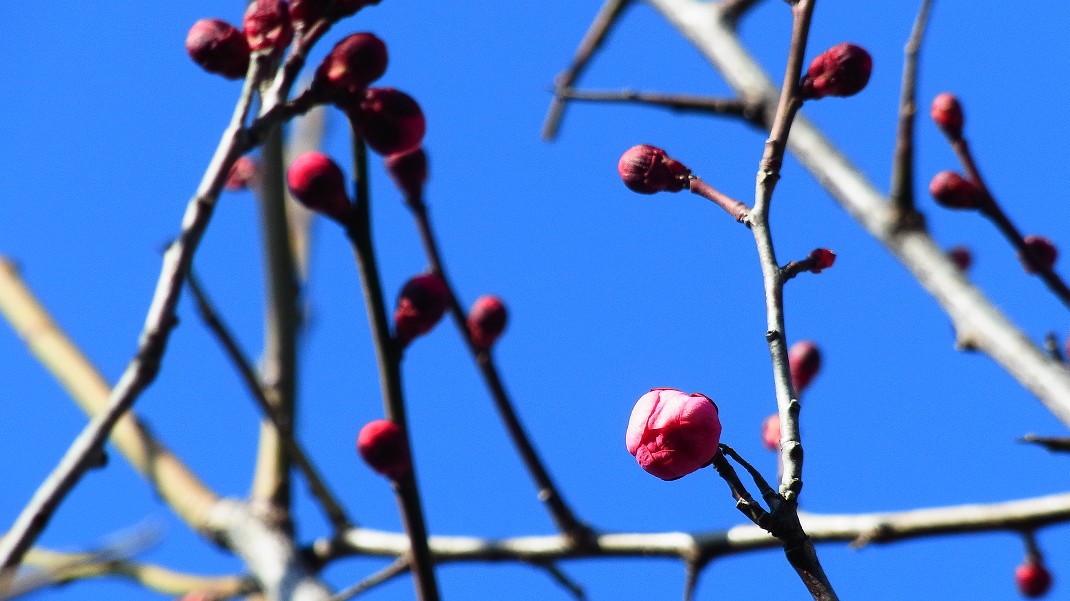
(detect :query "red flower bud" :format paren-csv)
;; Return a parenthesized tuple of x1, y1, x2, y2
(286, 152, 350, 220)
(185, 19, 250, 80)
(800, 43, 872, 99)
(357, 419, 411, 479)
(313, 33, 388, 103)
(288, 0, 327, 28)
(467, 295, 507, 351)
(385, 148, 428, 200)
(761, 413, 780, 452)
(948, 245, 972, 271)
(931, 93, 964, 139)
(1015, 559, 1052, 598)
(626, 388, 721, 481)
(225, 156, 260, 191)
(1020, 235, 1058, 274)
(808, 248, 836, 273)
(789, 340, 821, 396)
(352, 88, 427, 156)
(243, 0, 294, 55)
(394, 273, 449, 346)
(929, 171, 984, 210)
(617, 144, 691, 195)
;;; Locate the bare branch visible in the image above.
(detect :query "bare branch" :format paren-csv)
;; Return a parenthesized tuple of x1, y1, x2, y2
(888, 0, 934, 229)
(554, 88, 768, 129)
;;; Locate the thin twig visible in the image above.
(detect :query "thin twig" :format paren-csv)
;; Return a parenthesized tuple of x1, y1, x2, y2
(186, 271, 354, 532)
(328, 556, 410, 601)
(721, 0, 767, 27)
(554, 88, 768, 129)
(1043, 332, 1064, 363)
(403, 195, 595, 546)
(888, 0, 933, 230)
(1020, 434, 1070, 454)
(344, 135, 440, 601)
(542, 0, 633, 140)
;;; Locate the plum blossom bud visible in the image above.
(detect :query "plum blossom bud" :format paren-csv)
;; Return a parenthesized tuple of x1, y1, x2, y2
(313, 33, 388, 103)
(357, 419, 411, 479)
(931, 93, 964, 139)
(185, 19, 250, 80)
(626, 388, 722, 481)
(225, 156, 260, 191)
(288, 0, 327, 28)
(929, 171, 984, 210)
(385, 148, 428, 200)
(617, 144, 691, 195)
(352, 88, 427, 156)
(1020, 235, 1058, 274)
(789, 340, 821, 396)
(800, 43, 872, 99)
(808, 248, 836, 273)
(243, 0, 294, 55)
(467, 295, 507, 350)
(1015, 558, 1053, 598)
(394, 273, 449, 346)
(948, 245, 972, 271)
(286, 152, 351, 221)
(761, 413, 780, 451)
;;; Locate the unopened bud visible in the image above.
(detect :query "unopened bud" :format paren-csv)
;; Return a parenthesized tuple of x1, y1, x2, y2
(352, 88, 427, 156)
(761, 413, 780, 451)
(1020, 235, 1058, 274)
(789, 340, 821, 396)
(929, 171, 983, 210)
(225, 156, 260, 191)
(800, 43, 872, 99)
(626, 388, 721, 481)
(394, 273, 449, 346)
(243, 0, 294, 55)
(357, 419, 411, 479)
(385, 148, 428, 200)
(617, 144, 691, 194)
(185, 19, 250, 80)
(467, 295, 507, 351)
(1015, 558, 1052, 598)
(286, 152, 351, 221)
(948, 245, 972, 271)
(930, 93, 964, 139)
(313, 33, 388, 103)
(808, 248, 836, 273)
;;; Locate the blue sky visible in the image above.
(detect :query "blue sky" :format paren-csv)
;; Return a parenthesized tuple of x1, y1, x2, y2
(2, 1, 1069, 599)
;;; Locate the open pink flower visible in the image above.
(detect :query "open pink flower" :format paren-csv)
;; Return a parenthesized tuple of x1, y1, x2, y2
(626, 388, 721, 481)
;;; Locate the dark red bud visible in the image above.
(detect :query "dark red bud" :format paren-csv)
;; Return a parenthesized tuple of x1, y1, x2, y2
(789, 340, 821, 396)
(929, 171, 983, 210)
(947, 245, 972, 271)
(225, 156, 260, 191)
(761, 413, 780, 451)
(467, 295, 508, 351)
(800, 43, 872, 99)
(385, 148, 428, 200)
(288, 0, 327, 28)
(185, 19, 251, 80)
(313, 33, 388, 103)
(356, 419, 411, 479)
(243, 0, 294, 55)
(808, 248, 836, 273)
(617, 144, 691, 194)
(352, 88, 427, 156)
(394, 273, 449, 346)
(1020, 235, 1058, 274)
(1015, 559, 1052, 598)
(931, 93, 964, 139)
(286, 152, 350, 220)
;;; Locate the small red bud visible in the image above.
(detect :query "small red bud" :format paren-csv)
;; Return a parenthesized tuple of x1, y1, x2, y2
(288, 0, 327, 28)
(357, 419, 411, 479)
(1015, 559, 1053, 598)
(286, 152, 351, 220)
(394, 273, 450, 346)
(385, 148, 428, 200)
(800, 43, 872, 99)
(808, 248, 836, 273)
(1020, 235, 1058, 274)
(185, 19, 251, 80)
(467, 295, 508, 351)
(789, 340, 822, 396)
(313, 33, 388, 103)
(761, 413, 780, 451)
(931, 93, 964, 139)
(352, 88, 427, 156)
(243, 0, 294, 55)
(225, 156, 260, 191)
(617, 144, 691, 195)
(948, 245, 972, 271)
(929, 171, 984, 210)
(626, 388, 721, 481)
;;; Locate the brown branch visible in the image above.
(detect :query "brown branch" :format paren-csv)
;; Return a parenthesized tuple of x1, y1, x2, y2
(1020, 434, 1070, 454)
(554, 88, 768, 129)
(888, 0, 933, 230)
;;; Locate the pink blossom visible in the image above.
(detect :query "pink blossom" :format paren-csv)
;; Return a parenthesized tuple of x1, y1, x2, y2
(626, 388, 721, 481)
